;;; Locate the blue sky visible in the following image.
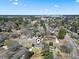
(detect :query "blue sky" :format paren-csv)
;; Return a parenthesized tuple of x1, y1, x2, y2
(0, 0, 79, 15)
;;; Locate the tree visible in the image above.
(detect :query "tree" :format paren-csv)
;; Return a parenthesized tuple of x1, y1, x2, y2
(29, 51, 34, 57)
(58, 28, 67, 39)
(30, 16, 36, 21)
(78, 32, 79, 35)
(42, 44, 53, 59)
(0, 29, 2, 32)
(71, 21, 78, 33)
(40, 20, 46, 34)
(49, 42, 53, 46)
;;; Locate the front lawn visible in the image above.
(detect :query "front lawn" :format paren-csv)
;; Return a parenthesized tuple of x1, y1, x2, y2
(4, 40, 17, 47)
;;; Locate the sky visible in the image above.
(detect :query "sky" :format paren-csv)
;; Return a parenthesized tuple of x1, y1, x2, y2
(0, 0, 79, 15)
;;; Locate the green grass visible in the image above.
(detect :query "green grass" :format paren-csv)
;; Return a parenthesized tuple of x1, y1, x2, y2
(4, 40, 16, 47)
(75, 40, 79, 45)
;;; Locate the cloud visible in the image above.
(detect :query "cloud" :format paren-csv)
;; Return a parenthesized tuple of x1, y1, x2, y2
(15, 0, 19, 2)
(9, 0, 13, 1)
(9, 0, 19, 5)
(76, 0, 79, 2)
(13, 2, 18, 5)
(54, 4, 59, 8)
(9, 0, 19, 1)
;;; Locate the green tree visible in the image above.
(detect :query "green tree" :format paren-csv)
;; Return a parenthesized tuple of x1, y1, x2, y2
(30, 16, 36, 21)
(71, 21, 78, 33)
(49, 42, 53, 46)
(40, 20, 46, 34)
(42, 44, 53, 59)
(58, 28, 67, 39)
